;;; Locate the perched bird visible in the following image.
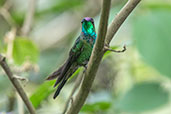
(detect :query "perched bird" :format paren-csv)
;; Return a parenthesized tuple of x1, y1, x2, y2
(46, 17, 97, 99)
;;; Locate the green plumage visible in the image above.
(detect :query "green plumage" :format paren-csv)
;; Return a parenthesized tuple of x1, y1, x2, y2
(74, 36, 94, 65)
(46, 17, 96, 99)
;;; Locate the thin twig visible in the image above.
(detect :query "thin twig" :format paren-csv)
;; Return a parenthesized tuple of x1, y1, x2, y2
(4, 28, 16, 60)
(104, 45, 126, 53)
(62, 70, 84, 114)
(0, 54, 36, 114)
(0, 0, 16, 26)
(14, 75, 28, 82)
(105, 0, 141, 46)
(21, 0, 36, 36)
(66, 0, 141, 114)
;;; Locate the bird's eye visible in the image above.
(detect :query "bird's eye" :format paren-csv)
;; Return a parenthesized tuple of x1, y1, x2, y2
(90, 19, 94, 23)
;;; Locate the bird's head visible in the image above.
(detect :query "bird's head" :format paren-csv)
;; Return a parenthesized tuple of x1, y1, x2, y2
(81, 17, 95, 35)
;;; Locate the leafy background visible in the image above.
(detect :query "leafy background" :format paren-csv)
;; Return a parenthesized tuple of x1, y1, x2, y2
(0, 0, 171, 114)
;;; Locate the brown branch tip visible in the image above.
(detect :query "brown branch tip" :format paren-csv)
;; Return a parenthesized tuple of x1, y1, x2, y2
(104, 45, 126, 53)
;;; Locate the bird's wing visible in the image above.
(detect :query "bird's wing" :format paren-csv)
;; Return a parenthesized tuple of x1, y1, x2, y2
(46, 37, 83, 81)
(53, 36, 84, 87)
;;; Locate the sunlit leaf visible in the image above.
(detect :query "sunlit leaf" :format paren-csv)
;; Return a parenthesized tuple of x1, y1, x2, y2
(13, 38, 39, 65)
(144, 2, 171, 10)
(116, 82, 169, 112)
(133, 10, 171, 77)
(81, 101, 111, 113)
(30, 80, 55, 108)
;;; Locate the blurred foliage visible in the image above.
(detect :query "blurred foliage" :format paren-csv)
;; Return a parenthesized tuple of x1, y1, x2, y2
(143, 1, 171, 10)
(0, 75, 11, 94)
(0, 0, 5, 7)
(13, 38, 39, 65)
(11, 0, 85, 26)
(11, 12, 25, 27)
(30, 67, 81, 108)
(0, 0, 171, 114)
(30, 80, 55, 108)
(81, 101, 111, 114)
(36, 0, 84, 18)
(116, 82, 169, 112)
(133, 9, 171, 77)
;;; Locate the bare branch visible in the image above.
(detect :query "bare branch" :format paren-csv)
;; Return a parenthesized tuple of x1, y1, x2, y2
(0, 54, 36, 114)
(21, 0, 36, 36)
(104, 45, 126, 53)
(66, 0, 111, 114)
(66, 0, 141, 114)
(105, 0, 141, 46)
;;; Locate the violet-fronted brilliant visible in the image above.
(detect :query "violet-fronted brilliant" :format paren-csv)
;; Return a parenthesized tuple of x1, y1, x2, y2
(46, 17, 97, 99)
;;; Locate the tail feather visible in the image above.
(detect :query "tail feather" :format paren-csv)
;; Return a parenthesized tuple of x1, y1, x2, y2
(53, 64, 79, 87)
(53, 65, 79, 99)
(53, 57, 73, 87)
(53, 74, 65, 87)
(53, 79, 67, 99)
(46, 55, 79, 99)
(46, 65, 64, 80)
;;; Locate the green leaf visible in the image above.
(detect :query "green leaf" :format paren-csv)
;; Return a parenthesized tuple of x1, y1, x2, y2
(36, 0, 84, 18)
(116, 82, 169, 112)
(11, 12, 25, 26)
(0, 0, 5, 7)
(81, 101, 111, 113)
(13, 38, 39, 65)
(133, 10, 171, 77)
(30, 67, 81, 108)
(30, 80, 55, 108)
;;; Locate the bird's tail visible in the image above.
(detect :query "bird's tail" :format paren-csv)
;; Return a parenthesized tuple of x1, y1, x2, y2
(53, 65, 78, 99)
(53, 79, 67, 99)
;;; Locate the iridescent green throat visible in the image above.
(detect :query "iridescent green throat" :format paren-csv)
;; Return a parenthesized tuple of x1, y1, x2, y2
(82, 21, 95, 36)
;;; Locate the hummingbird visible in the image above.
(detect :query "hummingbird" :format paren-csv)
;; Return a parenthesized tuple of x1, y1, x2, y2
(46, 17, 97, 99)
